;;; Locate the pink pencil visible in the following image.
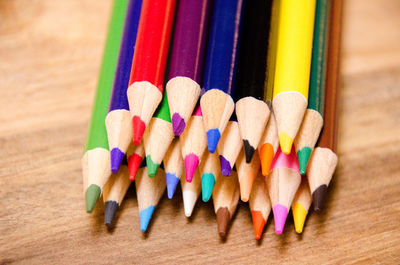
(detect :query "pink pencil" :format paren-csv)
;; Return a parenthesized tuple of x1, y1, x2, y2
(180, 105, 207, 182)
(266, 146, 301, 234)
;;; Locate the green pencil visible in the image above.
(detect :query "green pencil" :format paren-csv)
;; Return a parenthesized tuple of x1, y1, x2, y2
(294, 0, 331, 175)
(143, 88, 174, 177)
(82, 0, 128, 213)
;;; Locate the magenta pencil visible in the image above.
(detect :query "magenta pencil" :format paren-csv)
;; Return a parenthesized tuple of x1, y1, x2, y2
(180, 105, 207, 182)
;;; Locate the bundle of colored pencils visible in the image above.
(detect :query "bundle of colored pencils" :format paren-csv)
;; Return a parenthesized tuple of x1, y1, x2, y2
(82, 0, 342, 239)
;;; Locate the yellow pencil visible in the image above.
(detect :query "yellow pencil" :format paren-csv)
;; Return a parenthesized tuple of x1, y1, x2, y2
(272, 0, 316, 154)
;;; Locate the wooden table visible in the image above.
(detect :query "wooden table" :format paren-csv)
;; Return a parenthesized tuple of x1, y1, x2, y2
(1, 0, 399, 264)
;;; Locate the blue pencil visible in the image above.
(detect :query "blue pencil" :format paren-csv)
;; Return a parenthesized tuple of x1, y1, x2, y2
(105, 0, 143, 173)
(200, 0, 244, 153)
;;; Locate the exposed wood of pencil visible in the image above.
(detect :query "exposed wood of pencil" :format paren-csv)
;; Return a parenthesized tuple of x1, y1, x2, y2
(267, 167, 301, 211)
(213, 170, 240, 237)
(200, 89, 235, 136)
(143, 117, 174, 168)
(217, 121, 243, 176)
(236, 149, 261, 202)
(102, 165, 131, 204)
(135, 167, 166, 212)
(163, 138, 184, 181)
(258, 111, 279, 176)
(180, 168, 202, 217)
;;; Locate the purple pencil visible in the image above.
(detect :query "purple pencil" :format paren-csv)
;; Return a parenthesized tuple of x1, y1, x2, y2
(166, 0, 212, 136)
(105, 0, 142, 173)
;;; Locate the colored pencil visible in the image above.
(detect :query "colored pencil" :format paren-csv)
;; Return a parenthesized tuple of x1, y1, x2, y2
(180, 105, 207, 182)
(135, 167, 166, 232)
(200, 0, 244, 153)
(213, 170, 240, 238)
(291, 177, 312, 233)
(127, 0, 177, 145)
(236, 149, 261, 202)
(103, 164, 131, 227)
(126, 142, 144, 180)
(82, 0, 128, 213)
(200, 151, 220, 202)
(235, 0, 272, 163)
(259, 0, 280, 177)
(272, 0, 316, 154)
(217, 120, 242, 177)
(106, 0, 143, 174)
(249, 172, 271, 240)
(266, 146, 301, 234)
(163, 138, 184, 199)
(143, 89, 174, 178)
(307, 0, 341, 212)
(166, 0, 212, 136)
(259, 113, 279, 177)
(295, 0, 331, 175)
(181, 167, 202, 217)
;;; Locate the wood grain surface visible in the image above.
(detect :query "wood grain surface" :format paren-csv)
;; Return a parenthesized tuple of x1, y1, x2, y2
(1, 0, 399, 264)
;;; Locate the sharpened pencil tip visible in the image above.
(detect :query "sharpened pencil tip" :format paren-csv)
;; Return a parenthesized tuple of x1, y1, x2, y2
(219, 155, 232, 176)
(206, 129, 221, 153)
(146, 155, 159, 178)
(239, 175, 254, 202)
(243, 140, 256, 163)
(183, 191, 197, 217)
(132, 115, 145, 146)
(104, 201, 119, 227)
(140, 206, 155, 232)
(128, 153, 143, 180)
(259, 143, 275, 176)
(292, 203, 307, 233)
(297, 147, 312, 175)
(171, 113, 186, 136)
(85, 184, 101, 213)
(251, 211, 266, 240)
(184, 154, 199, 183)
(279, 132, 293, 154)
(273, 204, 288, 235)
(166, 173, 180, 199)
(110, 148, 125, 173)
(201, 173, 215, 202)
(313, 185, 328, 212)
(216, 207, 230, 238)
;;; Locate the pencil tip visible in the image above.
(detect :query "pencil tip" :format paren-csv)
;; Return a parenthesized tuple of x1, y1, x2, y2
(243, 140, 255, 163)
(219, 155, 232, 176)
(110, 148, 124, 173)
(166, 173, 180, 199)
(206, 129, 221, 153)
(184, 154, 199, 183)
(297, 147, 312, 175)
(239, 175, 254, 202)
(132, 115, 145, 146)
(273, 204, 288, 235)
(104, 200, 119, 227)
(139, 206, 155, 232)
(146, 155, 159, 178)
(201, 173, 215, 202)
(183, 191, 197, 217)
(313, 185, 328, 212)
(216, 207, 230, 238)
(171, 113, 186, 136)
(292, 203, 307, 233)
(251, 211, 266, 240)
(259, 143, 275, 176)
(279, 132, 293, 154)
(85, 184, 101, 213)
(128, 153, 143, 180)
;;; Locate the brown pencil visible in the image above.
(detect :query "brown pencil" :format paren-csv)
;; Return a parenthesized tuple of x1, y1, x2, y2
(307, 0, 342, 212)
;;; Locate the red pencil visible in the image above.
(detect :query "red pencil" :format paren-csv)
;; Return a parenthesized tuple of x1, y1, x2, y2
(127, 0, 177, 145)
